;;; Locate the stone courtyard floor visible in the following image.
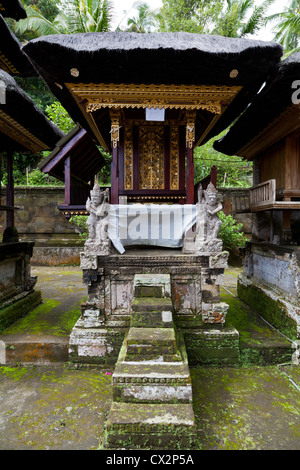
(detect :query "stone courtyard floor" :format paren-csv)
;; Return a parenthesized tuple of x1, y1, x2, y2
(0, 266, 299, 451)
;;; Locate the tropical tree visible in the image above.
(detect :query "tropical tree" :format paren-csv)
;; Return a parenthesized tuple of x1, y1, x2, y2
(213, 0, 276, 38)
(265, 0, 300, 54)
(159, 0, 223, 33)
(15, 0, 113, 37)
(126, 2, 159, 33)
(194, 131, 253, 188)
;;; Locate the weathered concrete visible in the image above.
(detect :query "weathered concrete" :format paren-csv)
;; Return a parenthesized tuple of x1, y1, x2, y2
(0, 267, 86, 365)
(0, 363, 299, 450)
(239, 242, 300, 339)
(0, 242, 42, 333)
(0, 267, 299, 450)
(0, 266, 295, 366)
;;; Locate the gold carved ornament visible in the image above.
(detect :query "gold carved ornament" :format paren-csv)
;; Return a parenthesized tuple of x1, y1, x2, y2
(186, 111, 196, 149)
(170, 125, 179, 190)
(124, 125, 133, 190)
(0, 52, 19, 75)
(110, 110, 121, 148)
(138, 126, 164, 190)
(66, 83, 241, 114)
(0, 109, 49, 153)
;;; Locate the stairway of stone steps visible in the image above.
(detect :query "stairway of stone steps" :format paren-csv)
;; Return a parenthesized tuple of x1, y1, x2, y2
(104, 274, 196, 450)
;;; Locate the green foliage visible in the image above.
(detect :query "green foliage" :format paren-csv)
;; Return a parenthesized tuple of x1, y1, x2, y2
(159, 0, 222, 33)
(213, 0, 276, 38)
(27, 168, 64, 186)
(16, 0, 114, 37)
(69, 215, 89, 243)
(194, 132, 253, 188)
(218, 211, 247, 255)
(45, 102, 75, 133)
(126, 2, 159, 33)
(265, 0, 300, 55)
(15, 77, 56, 112)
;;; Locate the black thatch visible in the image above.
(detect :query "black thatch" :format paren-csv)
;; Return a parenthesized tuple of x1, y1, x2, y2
(0, 0, 26, 20)
(23, 31, 283, 86)
(23, 32, 283, 141)
(0, 14, 38, 77)
(0, 69, 64, 152)
(214, 53, 300, 156)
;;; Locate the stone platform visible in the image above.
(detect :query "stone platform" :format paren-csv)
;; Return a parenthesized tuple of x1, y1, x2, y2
(104, 273, 196, 450)
(0, 265, 295, 367)
(69, 247, 231, 366)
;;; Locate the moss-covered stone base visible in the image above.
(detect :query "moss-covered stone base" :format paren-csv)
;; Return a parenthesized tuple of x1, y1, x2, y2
(237, 274, 299, 340)
(0, 290, 42, 334)
(182, 326, 240, 367)
(104, 402, 196, 450)
(68, 326, 126, 365)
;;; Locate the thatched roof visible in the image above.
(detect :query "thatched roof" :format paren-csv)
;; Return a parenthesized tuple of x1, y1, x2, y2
(0, 0, 26, 20)
(214, 53, 300, 157)
(0, 14, 38, 77)
(0, 69, 64, 153)
(23, 32, 283, 141)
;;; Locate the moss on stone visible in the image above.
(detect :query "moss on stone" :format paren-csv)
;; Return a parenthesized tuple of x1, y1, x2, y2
(0, 291, 42, 333)
(237, 280, 298, 341)
(1, 296, 85, 337)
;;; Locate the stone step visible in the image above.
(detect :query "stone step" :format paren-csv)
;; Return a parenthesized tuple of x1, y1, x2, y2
(112, 363, 192, 403)
(112, 331, 192, 403)
(126, 327, 177, 358)
(104, 402, 196, 450)
(0, 334, 68, 365)
(134, 285, 164, 298)
(132, 297, 173, 313)
(131, 297, 174, 328)
(133, 274, 171, 300)
(131, 308, 173, 330)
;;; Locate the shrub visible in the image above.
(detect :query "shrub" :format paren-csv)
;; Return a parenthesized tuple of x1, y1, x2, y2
(218, 211, 247, 255)
(69, 215, 89, 244)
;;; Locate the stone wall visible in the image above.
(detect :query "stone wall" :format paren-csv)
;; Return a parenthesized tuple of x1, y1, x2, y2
(0, 186, 252, 265)
(0, 186, 83, 265)
(238, 242, 300, 339)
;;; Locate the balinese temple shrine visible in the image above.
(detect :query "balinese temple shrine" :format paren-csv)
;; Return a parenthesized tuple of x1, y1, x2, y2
(22, 32, 287, 449)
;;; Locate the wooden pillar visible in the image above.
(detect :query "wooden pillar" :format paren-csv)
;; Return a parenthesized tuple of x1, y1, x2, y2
(186, 146, 194, 204)
(64, 155, 71, 205)
(211, 165, 217, 188)
(186, 112, 196, 204)
(110, 110, 120, 204)
(6, 150, 14, 229)
(111, 145, 119, 204)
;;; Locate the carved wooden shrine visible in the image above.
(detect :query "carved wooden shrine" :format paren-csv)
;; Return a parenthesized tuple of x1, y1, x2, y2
(23, 32, 287, 448)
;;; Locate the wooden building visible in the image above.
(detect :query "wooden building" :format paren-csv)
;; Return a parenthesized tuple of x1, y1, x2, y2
(23, 32, 283, 205)
(215, 52, 300, 245)
(39, 124, 106, 218)
(214, 53, 300, 340)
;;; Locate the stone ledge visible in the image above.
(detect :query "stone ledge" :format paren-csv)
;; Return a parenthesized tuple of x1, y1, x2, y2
(238, 273, 300, 339)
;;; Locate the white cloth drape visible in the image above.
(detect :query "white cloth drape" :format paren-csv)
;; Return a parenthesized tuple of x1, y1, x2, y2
(107, 204, 197, 254)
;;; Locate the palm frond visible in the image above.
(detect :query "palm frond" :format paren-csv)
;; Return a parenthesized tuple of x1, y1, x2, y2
(15, 5, 64, 36)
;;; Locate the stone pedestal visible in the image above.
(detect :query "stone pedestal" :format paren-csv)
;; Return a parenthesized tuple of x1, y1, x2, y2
(68, 249, 230, 365)
(0, 242, 41, 333)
